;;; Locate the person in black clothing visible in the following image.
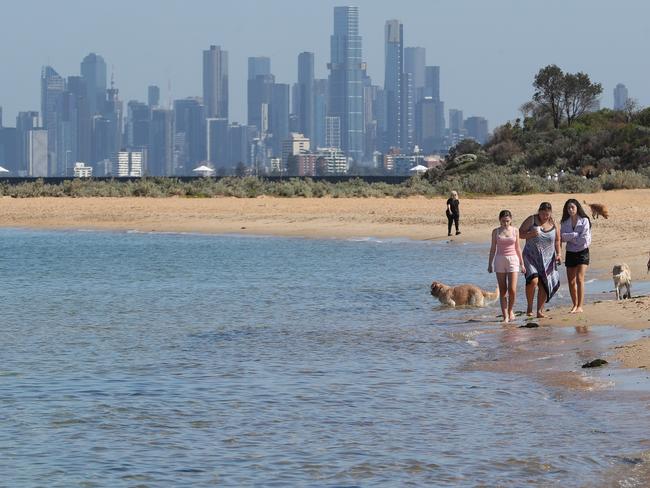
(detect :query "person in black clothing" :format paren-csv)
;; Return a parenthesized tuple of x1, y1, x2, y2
(446, 190, 461, 236)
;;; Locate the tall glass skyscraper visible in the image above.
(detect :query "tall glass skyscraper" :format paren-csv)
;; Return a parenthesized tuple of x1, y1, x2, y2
(41, 66, 65, 175)
(328, 6, 364, 162)
(384, 19, 403, 151)
(297, 52, 314, 140)
(80, 53, 107, 116)
(202, 45, 229, 119)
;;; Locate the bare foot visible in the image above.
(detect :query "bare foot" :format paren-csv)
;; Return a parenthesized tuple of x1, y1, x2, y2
(569, 307, 577, 314)
(509, 312, 516, 321)
(502, 317, 509, 323)
(537, 311, 547, 318)
(526, 310, 533, 317)
(574, 307, 584, 313)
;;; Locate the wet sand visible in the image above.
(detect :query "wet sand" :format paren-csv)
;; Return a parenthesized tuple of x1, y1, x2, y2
(1, 189, 649, 371)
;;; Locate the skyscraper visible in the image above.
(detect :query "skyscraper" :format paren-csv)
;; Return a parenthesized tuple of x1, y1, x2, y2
(203, 45, 229, 119)
(206, 118, 229, 167)
(41, 66, 65, 175)
(384, 19, 403, 151)
(401, 71, 415, 152)
(449, 109, 463, 135)
(149, 109, 173, 175)
(404, 47, 426, 99)
(614, 83, 628, 111)
(248, 73, 275, 132)
(297, 52, 315, 139)
(148, 85, 160, 108)
(16, 111, 40, 175)
(248, 57, 271, 80)
(80, 53, 107, 116)
(313, 79, 328, 149)
(270, 83, 290, 156)
(174, 98, 206, 174)
(328, 6, 364, 162)
(424, 66, 440, 101)
(464, 116, 489, 144)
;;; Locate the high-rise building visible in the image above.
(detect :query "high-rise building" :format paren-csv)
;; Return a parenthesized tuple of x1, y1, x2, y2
(401, 71, 415, 152)
(404, 47, 426, 99)
(325, 116, 341, 149)
(313, 79, 328, 149)
(206, 117, 229, 167)
(248, 57, 271, 80)
(0, 126, 17, 174)
(115, 150, 143, 177)
(80, 53, 107, 116)
(270, 83, 290, 156)
(464, 116, 489, 144)
(148, 85, 160, 108)
(298, 52, 315, 139)
(16, 111, 40, 175)
(424, 66, 440, 101)
(126, 101, 151, 148)
(64, 76, 91, 167)
(449, 109, 464, 135)
(282, 132, 310, 171)
(41, 66, 65, 176)
(248, 74, 275, 132)
(149, 109, 173, 175)
(384, 19, 403, 151)
(203, 45, 229, 119)
(28, 129, 48, 177)
(614, 83, 629, 111)
(229, 123, 255, 167)
(328, 6, 364, 162)
(174, 98, 205, 174)
(416, 97, 445, 153)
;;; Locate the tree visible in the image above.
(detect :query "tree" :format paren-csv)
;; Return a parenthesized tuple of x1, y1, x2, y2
(533, 64, 565, 129)
(562, 72, 602, 126)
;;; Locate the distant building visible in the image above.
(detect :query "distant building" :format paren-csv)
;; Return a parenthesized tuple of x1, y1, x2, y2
(297, 52, 315, 140)
(203, 45, 228, 119)
(325, 116, 341, 149)
(270, 83, 290, 156)
(115, 150, 142, 177)
(282, 132, 310, 169)
(614, 83, 628, 111)
(147, 85, 160, 108)
(73, 162, 93, 178)
(328, 6, 364, 162)
(248, 73, 274, 133)
(28, 129, 48, 177)
(449, 109, 464, 135)
(80, 53, 107, 116)
(384, 19, 403, 151)
(315, 147, 347, 174)
(248, 57, 271, 80)
(206, 118, 229, 167)
(424, 66, 440, 101)
(41, 66, 65, 176)
(464, 116, 489, 144)
(404, 47, 426, 99)
(149, 109, 173, 175)
(416, 97, 445, 154)
(174, 98, 205, 174)
(16, 111, 40, 175)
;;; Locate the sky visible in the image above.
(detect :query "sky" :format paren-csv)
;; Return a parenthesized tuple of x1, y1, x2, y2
(1, 0, 649, 129)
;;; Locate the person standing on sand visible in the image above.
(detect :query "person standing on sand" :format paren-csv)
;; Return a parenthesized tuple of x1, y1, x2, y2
(519, 202, 561, 318)
(488, 210, 526, 323)
(560, 199, 592, 314)
(446, 191, 460, 236)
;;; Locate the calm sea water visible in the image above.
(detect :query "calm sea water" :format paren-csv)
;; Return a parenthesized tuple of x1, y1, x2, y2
(1, 228, 649, 487)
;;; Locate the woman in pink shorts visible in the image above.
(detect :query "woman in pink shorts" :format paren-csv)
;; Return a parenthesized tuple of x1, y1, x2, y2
(488, 210, 526, 323)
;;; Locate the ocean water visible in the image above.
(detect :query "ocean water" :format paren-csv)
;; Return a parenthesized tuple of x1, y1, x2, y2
(1, 228, 649, 487)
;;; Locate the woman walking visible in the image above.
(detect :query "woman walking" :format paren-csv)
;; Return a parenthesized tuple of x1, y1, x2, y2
(519, 202, 561, 318)
(488, 210, 526, 323)
(446, 191, 460, 236)
(560, 199, 591, 313)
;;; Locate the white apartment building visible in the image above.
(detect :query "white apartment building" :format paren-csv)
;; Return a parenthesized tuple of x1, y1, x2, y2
(115, 150, 143, 177)
(73, 162, 93, 178)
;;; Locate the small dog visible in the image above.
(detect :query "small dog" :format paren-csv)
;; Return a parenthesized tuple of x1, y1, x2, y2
(612, 263, 632, 300)
(430, 281, 499, 307)
(583, 200, 609, 219)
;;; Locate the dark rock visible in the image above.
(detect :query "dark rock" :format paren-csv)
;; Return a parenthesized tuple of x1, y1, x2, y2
(582, 359, 608, 368)
(519, 322, 539, 328)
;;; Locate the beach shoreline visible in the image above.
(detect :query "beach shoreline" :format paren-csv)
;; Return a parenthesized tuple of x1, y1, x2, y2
(2, 190, 649, 374)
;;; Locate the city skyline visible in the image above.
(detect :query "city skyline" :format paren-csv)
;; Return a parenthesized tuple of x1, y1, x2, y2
(1, 0, 647, 126)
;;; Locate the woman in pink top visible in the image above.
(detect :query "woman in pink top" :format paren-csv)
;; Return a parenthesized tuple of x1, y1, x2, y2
(488, 210, 526, 323)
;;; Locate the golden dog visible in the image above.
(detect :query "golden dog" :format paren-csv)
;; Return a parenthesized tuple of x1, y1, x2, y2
(430, 281, 499, 307)
(583, 200, 609, 219)
(612, 263, 632, 300)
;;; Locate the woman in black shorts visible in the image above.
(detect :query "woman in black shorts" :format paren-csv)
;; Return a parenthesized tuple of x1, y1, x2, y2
(560, 199, 592, 313)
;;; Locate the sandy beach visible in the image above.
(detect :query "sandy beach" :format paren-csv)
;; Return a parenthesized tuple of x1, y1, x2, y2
(2, 189, 649, 370)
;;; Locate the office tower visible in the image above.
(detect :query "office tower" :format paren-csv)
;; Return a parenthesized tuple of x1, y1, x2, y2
(404, 47, 426, 99)
(614, 83, 628, 110)
(115, 150, 143, 177)
(206, 118, 229, 168)
(313, 79, 328, 149)
(416, 97, 445, 153)
(248, 74, 275, 132)
(148, 85, 160, 108)
(325, 116, 341, 148)
(248, 57, 271, 80)
(0, 126, 17, 173)
(28, 129, 48, 177)
(203, 45, 229, 119)
(270, 83, 290, 156)
(384, 19, 403, 151)
(282, 132, 310, 171)
(126, 101, 151, 148)
(16, 111, 40, 175)
(81, 53, 107, 115)
(229, 123, 254, 167)
(149, 109, 173, 175)
(174, 98, 205, 174)
(464, 116, 489, 144)
(424, 66, 440, 101)
(401, 71, 415, 152)
(64, 76, 91, 166)
(328, 6, 364, 162)
(363, 84, 379, 158)
(297, 52, 315, 139)
(449, 109, 463, 135)
(41, 66, 65, 176)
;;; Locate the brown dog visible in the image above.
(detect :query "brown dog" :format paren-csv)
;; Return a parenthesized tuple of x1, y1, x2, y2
(583, 200, 609, 219)
(430, 281, 499, 307)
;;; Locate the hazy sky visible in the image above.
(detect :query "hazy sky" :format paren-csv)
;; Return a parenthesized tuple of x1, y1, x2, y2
(1, 0, 649, 129)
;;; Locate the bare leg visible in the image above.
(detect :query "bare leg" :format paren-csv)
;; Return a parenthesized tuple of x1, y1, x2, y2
(525, 277, 537, 316)
(496, 272, 509, 322)
(566, 266, 578, 313)
(508, 272, 518, 320)
(575, 264, 588, 312)
(537, 285, 548, 318)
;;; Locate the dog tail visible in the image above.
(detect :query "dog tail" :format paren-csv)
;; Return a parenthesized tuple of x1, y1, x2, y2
(482, 287, 500, 303)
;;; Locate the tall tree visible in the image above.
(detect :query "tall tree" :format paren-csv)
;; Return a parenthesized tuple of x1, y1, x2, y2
(562, 72, 602, 126)
(533, 65, 565, 129)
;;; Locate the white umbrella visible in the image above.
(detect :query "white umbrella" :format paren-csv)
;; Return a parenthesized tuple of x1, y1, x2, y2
(0, 166, 9, 173)
(192, 165, 215, 177)
(409, 164, 428, 174)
